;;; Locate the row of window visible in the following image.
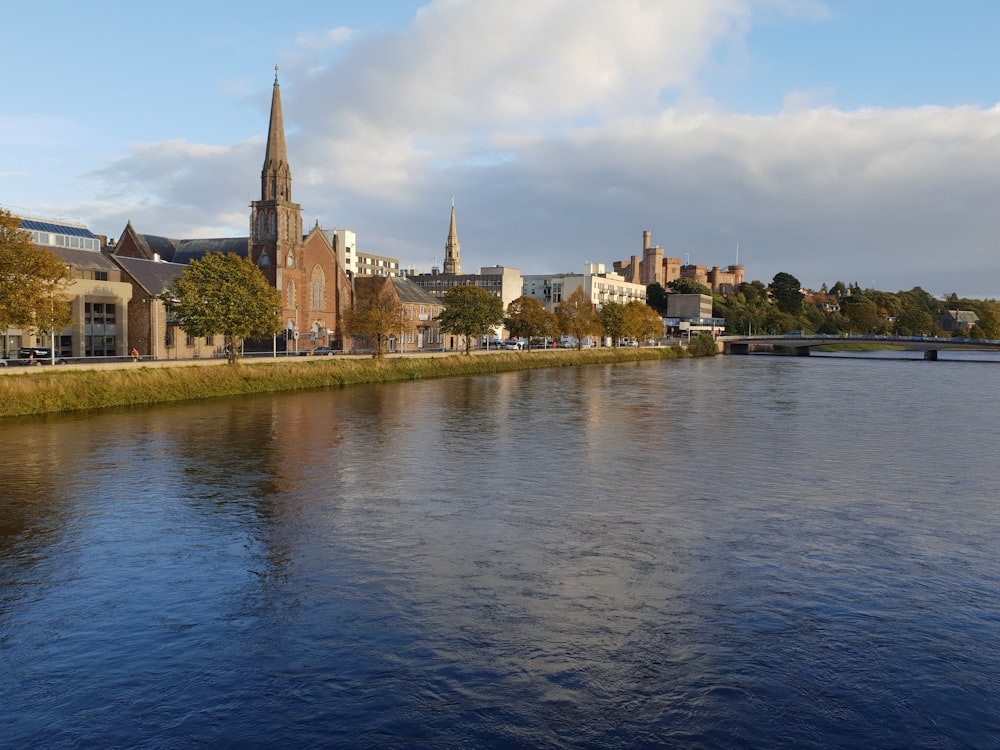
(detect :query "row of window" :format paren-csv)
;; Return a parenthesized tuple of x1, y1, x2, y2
(31, 231, 101, 251)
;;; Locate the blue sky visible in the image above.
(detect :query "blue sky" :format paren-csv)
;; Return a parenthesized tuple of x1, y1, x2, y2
(4, 0, 1000, 297)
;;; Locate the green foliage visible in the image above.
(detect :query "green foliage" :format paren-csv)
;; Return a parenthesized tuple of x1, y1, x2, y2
(164, 253, 281, 364)
(688, 333, 719, 357)
(646, 282, 668, 312)
(504, 295, 557, 348)
(667, 277, 712, 296)
(437, 284, 505, 355)
(716, 281, 771, 334)
(770, 272, 804, 314)
(841, 296, 885, 334)
(0, 209, 73, 335)
(555, 288, 601, 349)
(345, 277, 405, 358)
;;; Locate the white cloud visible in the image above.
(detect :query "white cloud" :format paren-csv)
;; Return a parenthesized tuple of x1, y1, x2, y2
(72, 0, 1000, 298)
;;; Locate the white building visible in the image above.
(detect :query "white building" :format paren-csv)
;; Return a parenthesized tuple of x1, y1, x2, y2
(522, 262, 648, 311)
(323, 228, 400, 277)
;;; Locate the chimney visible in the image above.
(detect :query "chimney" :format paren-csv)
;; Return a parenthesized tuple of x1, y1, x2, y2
(643, 230, 651, 251)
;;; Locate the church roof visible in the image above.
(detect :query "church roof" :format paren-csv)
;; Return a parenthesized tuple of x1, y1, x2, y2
(112, 255, 186, 296)
(170, 237, 250, 264)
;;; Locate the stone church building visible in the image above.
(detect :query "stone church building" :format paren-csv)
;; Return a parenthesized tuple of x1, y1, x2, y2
(112, 69, 354, 354)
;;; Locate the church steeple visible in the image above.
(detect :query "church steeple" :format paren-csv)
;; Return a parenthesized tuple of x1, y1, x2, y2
(250, 66, 302, 269)
(262, 65, 291, 202)
(443, 198, 461, 275)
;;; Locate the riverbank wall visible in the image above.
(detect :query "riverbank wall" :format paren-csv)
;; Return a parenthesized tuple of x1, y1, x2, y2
(1, 346, 693, 418)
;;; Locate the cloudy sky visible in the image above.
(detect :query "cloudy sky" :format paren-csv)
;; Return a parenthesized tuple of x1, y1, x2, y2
(4, 0, 1000, 297)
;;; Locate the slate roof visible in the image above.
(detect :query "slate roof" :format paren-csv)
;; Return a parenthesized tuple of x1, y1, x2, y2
(47, 245, 119, 271)
(390, 276, 443, 306)
(170, 237, 250, 265)
(123, 231, 250, 265)
(112, 255, 186, 296)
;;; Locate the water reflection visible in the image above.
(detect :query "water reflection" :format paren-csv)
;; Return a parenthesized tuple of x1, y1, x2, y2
(3, 358, 1000, 748)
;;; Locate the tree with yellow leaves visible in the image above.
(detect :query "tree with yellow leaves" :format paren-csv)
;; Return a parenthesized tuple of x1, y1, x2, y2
(0, 209, 73, 350)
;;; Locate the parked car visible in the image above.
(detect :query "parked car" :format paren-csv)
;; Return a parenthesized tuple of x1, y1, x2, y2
(19, 347, 51, 362)
(0, 358, 7, 367)
(310, 346, 338, 356)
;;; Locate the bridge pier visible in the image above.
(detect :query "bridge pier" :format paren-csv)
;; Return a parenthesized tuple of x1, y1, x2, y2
(924, 350, 938, 361)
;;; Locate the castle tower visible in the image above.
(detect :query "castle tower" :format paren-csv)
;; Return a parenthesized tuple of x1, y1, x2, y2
(250, 66, 303, 271)
(442, 200, 461, 275)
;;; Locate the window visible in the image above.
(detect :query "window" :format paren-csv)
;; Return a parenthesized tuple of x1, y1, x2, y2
(310, 266, 325, 310)
(94, 271, 108, 281)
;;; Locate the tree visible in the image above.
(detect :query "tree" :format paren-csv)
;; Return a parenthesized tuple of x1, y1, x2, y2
(504, 295, 556, 349)
(841, 296, 883, 334)
(622, 300, 663, 342)
(716, 281, 770, 335)
(599, 301, 626, 344)
(770, 272, 804, 314)
(437, 284, 504, 355)
(688, 333, 719, 357)
(556, 288, 601, 349)
(667, 277, 712, 296)
(0, 209, 73, 345)
(646, 282, 668, 312)
(344, 276, 406, 358)
(163, 253, 281, 364)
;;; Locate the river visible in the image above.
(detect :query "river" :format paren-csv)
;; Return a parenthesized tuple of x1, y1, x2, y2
(2, 354, 999, 748)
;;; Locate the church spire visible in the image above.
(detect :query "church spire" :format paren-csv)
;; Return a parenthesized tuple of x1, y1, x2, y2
(443, 197, 461, 275)
(262, 65, 291, 202)
(250, 68, 302, 269)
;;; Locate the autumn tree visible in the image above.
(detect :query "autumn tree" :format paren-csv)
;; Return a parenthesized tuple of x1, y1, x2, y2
(0, 209, 73, 350)
(599, 301, 626, 344)
(556, 288, 601, 349)
(345, 276, 406, 358)
(504, 295, 556, 350)
(163, 252, 281, 364)
(438, 284, 505, 355)
(622, 300, 663, 342)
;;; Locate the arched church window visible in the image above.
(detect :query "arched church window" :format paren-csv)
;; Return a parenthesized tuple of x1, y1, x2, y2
(287, 281, 295, 310)
(310, 266, 326, 310)
(286, 251, 295, 267)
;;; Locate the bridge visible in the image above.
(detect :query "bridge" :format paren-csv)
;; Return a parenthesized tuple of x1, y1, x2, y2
(722, 334, 1000, 360)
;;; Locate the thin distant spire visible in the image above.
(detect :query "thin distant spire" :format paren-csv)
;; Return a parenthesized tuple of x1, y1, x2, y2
(443, 199, 461, 275)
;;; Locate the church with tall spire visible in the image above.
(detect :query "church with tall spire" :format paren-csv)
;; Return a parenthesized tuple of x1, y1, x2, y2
(112, 69, 355, 353)
(250, 66, 301, 270)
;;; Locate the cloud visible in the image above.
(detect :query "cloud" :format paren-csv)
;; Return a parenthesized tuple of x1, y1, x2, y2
(75, 0, 1000, 298)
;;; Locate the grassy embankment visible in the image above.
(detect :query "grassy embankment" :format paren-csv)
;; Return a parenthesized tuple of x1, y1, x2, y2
(1, 346, 691, 418)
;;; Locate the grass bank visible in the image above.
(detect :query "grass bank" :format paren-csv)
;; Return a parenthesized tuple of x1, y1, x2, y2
(1, 346, 691, 418)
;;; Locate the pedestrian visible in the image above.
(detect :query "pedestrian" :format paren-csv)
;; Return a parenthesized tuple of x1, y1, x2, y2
(131, 347, 139, 362)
